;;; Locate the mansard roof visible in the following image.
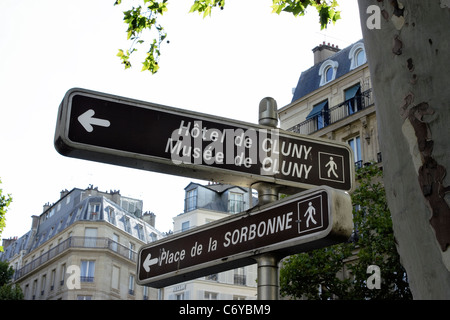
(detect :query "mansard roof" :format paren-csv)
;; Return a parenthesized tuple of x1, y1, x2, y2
(291, 39, 365, 103)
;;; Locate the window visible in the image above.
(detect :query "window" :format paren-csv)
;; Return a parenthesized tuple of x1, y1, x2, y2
(176, 292, 185, 300)
(32, 279, 37, 300)
(84, 228, 97, 247)
(24, 284, 29, 299)
(112, 233, 119, 252)
(356, 49, 366, 66)
(234, 268, 246, 286)
(88, 203, 101, 220)
(185, 188, 197, 212)
(137, 224, 145, 241)
(143, 286, 149, 300)
(348, 136, 362, 169)
(112, 266, 120, 290)
(106, 206, 116, 225)
(319, 60, 339, 86)
(349, 42, 367, 70)
(204, 291, 218, 300)
(80, 260, 95, 282)
(228, 192, 244, 213)
(181, 221, 190, 232)
(325, 66, 333, 82)
(121, 198, 143, 216)
(124, 217, 132, 233)
(128, 274, 135, 295)
(60, 263, 66, 286)
(129, 242, 135, 260)
(41, 274, 46, 296)
(306, 100, 329, 130)
(344, 84, 362, 115)
(149, 232, 158, 242)
(50, 269, 56, 291)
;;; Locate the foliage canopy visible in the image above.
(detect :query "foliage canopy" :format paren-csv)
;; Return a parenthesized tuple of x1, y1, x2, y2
(114, 0, 341, 73)
(0, 178, 12, 252)
(280, 164, 412, 299)
(0, 261, 23, 300)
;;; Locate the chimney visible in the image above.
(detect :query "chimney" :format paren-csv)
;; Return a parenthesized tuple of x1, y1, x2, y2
(31, 215, 40, 231)
(43, 202, 51, 212)
(1, 237, 17, 250)
(142, 211, 156, 228)
(312, 41, 341, 65)
(60, 189, 69, 199)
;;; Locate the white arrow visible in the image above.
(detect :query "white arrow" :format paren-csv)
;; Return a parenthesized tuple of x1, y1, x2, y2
(143, 253, 158, 272)
(77, 109, 111, 133)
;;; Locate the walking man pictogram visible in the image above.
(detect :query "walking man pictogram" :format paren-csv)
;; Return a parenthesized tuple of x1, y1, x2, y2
(304, 202, 317, 228)
(325, 156, 339, 178)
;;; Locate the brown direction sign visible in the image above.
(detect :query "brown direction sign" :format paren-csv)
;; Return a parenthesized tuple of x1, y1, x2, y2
(136, 187, 353, 288)
(54, 88, 355, 193)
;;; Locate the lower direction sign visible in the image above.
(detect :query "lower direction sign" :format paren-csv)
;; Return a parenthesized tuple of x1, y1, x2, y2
(137, 186, 353, 288)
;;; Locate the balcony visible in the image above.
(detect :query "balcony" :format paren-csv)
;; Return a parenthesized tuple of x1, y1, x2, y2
(234, 274, 247, 286)
(288, 88, 374, 135)
(14, 236, 137, 281)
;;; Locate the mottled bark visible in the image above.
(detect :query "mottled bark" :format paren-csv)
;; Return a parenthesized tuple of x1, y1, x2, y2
(358, 0, 450, 299)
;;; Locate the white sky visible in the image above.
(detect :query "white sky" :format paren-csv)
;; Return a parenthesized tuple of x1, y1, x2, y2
(0, 0, 362, 239)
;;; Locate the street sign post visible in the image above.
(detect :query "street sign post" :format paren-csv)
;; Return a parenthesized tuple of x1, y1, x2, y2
(54, 88, 355, 193)
(136, 186, 353, 288)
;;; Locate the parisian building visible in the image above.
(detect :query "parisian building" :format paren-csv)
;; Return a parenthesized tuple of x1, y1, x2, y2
(161, 182, 258, 300)
(0, 185, 164, 300)
(1, 183, 261, 300)
(277, 40, 382, 298)
(278, 40, 381, 169)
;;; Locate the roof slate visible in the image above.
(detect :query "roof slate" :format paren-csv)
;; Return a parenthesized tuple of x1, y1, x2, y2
(291, 39, 364, 103)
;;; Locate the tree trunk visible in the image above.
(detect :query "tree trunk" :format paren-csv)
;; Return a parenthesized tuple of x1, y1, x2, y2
(357, 0, 450, 299)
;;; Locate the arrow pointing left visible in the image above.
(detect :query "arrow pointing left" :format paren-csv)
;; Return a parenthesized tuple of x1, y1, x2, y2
(143, 254, 158, 272)
(77, 109, 111, 133)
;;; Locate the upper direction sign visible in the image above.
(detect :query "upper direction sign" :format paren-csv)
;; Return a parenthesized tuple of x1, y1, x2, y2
(137, 186, 353, 288)
(54, 88, 355, 192)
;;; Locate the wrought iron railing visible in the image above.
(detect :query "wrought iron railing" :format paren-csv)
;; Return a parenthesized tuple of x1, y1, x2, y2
(14, 236, 136, 280)
(288, 88, 374, 135)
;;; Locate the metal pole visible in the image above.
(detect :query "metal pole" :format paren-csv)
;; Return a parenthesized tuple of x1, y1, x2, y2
(254, 254, 280, 300)
(252, 182, 281, 300)
(253, 97, 280, 300)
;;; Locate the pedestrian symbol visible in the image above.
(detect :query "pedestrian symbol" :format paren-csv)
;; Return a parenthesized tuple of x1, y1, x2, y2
(304, 202, 317, 228)
(319, 152, 345, 184)
(325, 156, 339, 178)
(297, 194, 324, 234)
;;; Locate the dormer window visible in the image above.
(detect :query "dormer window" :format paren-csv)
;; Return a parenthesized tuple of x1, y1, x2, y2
(185, 188, 198, 212)
(319, 60, 338, 86)
(228, 192, 244, 213)
(325, 66, 333, 82)
(349, 42, 367, 70)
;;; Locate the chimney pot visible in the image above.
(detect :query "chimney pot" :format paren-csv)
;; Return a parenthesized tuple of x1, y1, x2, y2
(312, 42, 341, 65)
